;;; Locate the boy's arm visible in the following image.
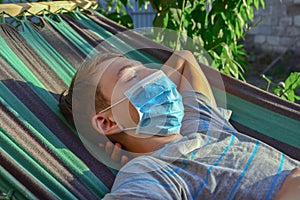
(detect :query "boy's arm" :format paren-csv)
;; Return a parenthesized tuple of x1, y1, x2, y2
(276, 168, 300, 200)
(161, 50, 217, 107)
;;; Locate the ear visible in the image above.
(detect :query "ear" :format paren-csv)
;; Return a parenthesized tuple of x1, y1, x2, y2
(91, 113, 122, 136)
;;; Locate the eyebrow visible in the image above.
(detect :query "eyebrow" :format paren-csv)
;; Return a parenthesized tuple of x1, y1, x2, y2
(117, 65, 134, 78)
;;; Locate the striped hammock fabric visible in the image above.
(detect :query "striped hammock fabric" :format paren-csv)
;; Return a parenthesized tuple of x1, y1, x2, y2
(0, 10, 299, 199)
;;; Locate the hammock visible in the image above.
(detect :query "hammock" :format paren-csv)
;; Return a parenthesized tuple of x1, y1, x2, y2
(0, 5, 299, 199)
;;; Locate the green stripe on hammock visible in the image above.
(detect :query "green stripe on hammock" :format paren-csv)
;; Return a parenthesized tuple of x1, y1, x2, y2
(71, 11, 161, 63)
(213, 87, 300, 149)
(0, 127, 75, 199)
(0, 28, 73, 128)
(19, 21, 75, 85)
(43, 14, 96, 57)
(0, 165, 35, 200)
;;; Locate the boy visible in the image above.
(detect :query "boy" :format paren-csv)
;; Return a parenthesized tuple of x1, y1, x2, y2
(60, 49, 299, 199)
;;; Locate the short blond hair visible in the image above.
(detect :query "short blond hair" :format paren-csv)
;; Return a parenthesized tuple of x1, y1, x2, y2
(59, 49, 124, 127)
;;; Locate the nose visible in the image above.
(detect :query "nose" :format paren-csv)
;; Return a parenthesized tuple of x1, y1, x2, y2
(140, 68, 158, 79)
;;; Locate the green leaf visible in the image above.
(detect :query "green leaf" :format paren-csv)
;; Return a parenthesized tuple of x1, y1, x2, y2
(153, 11, 169, 28)
(208, 49, 221, 60)
(106, 12, 120, 21)
(285, 72, 300, 90)
(260, 0, 265, 9)
(169, 8, 182, 26)
(137, 0, 145, 8)
(120, 0, 128, 7)
(240, 5, 248, 21)
(221, 43, 233, 59)
(273, 87, 282, 96)
(254, 0, 259, 10)
(236, 12, 245, 32)
(121, 14, 134, 28)
(235, 20, 241, 38)
(279, 81, 285, 89)
(160, 0, 178, 8)
(287, 90, 295, 102)
(212, 1, 226, 12)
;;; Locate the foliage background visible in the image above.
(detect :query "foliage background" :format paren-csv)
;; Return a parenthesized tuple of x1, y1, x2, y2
(97, 0, 300, 103)
(98, 0, 266, 80)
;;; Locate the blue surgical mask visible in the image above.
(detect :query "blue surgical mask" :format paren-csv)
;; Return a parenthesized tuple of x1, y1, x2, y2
(100, 70, 184, 136)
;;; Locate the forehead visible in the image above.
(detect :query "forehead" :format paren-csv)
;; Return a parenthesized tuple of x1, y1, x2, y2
(101, 57, 139, 77)
(99, 57, 140, 99)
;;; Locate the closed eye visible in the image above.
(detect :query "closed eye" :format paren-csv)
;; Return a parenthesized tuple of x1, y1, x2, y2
(118, 65, 137, 82)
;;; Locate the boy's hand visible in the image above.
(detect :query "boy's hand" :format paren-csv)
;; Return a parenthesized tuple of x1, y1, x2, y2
(276, 167, 300, 200)
(99, 141, 130, 166)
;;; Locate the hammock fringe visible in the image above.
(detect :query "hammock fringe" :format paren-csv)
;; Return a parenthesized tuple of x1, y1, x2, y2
(0, 0, 97, 17)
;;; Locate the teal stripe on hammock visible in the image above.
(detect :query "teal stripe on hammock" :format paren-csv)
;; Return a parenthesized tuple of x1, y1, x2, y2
(213, 87, 300, 149)
(19, 20, 75, 85)
(0, 128, 75, 199)
(72, 11, 161, 64)
(0, 83, 110, 198)
(43, 14, 97, 57)
(0, 165, 36, 200)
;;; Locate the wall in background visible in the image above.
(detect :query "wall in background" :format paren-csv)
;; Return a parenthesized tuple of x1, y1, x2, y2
(244, 0, 300, 55)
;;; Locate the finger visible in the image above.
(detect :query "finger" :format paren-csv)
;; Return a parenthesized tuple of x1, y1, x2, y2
(105, 141, 114, 155)
(111, 143, 122, 161)
(290, 167, 300, 177)
(98, 143, 105, 148)
(121, 155, 129, 166)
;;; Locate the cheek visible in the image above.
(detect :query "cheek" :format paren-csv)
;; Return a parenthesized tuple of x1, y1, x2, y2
(109, 76, 140, 127)
(100, 77, 116, 103)
(110, 100, 139, 129)
(129, 103, 140, 124)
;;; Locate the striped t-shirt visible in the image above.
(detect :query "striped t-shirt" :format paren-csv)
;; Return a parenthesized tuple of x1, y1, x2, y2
(103, 90, 299, 200)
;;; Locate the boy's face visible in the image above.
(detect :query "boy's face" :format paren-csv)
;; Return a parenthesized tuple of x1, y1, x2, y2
(99, 57, 158, 129)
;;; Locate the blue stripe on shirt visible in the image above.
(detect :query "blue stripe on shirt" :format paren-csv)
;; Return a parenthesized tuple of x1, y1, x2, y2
(264, 153, 285, 200)
(120, 157, 161, 172)
(112, 179, 174, 193)
(189, 149, 198, 161)
(192, 133, 236, 199)
(163, 158, 188, 175)
(227, 140, 260, 200)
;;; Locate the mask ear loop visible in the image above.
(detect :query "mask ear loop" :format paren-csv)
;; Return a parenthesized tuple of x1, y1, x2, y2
(98, 96, 127, 114)
(121, 126, 137, 131)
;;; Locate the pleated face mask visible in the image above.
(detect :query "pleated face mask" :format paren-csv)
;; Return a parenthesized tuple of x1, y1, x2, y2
(100, 70, 184, 136)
